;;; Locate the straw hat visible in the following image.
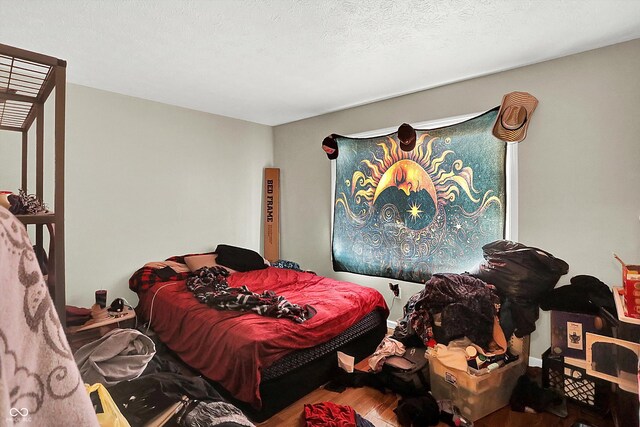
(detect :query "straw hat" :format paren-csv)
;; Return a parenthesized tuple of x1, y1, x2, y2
(492, 91, 538, 143)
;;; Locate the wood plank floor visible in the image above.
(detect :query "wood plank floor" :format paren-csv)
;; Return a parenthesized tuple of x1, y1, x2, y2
(257, 382, 615, 427)
(258, 360, 615, 427)
(148, 329, 616, 427)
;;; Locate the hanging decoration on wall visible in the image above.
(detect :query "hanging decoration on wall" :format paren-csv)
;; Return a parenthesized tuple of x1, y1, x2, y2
(327, 108, 507, 282)
(397, 123, 417, 151)
(322, 134, 340, 159)
(492, 91, 538, 143)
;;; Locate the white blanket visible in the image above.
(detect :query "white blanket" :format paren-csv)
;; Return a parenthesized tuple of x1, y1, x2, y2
(0, 206, 98, 426)
(75, 328, 155, 386)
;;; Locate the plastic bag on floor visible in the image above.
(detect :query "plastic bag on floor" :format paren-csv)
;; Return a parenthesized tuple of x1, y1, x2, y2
(86, 383, 131, 427)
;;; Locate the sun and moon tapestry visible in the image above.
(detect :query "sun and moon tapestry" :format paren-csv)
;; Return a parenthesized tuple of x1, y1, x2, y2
(331, 108, 506, 283)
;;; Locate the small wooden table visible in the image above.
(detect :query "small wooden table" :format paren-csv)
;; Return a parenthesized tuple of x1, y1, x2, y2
(66, 307, 136, 352)
(67, 307, 136, 332)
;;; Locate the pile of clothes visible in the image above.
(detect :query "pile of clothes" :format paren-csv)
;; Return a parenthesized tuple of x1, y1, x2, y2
(107, 365, 254, 427)
(393, 273, 502, 351)
(0, 189, 47, 215)
(304, 402, 374, 427)
(73, 327, 255, 427)
(325, 337, 474, 427)
(338, 240, 573, 425)
(393, 240, 571, 352)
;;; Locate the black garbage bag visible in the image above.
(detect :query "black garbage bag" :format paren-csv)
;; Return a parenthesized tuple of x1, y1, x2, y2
(471, 240, 569, 337)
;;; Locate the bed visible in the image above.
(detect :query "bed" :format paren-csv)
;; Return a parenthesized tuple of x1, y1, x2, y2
(130, 253, 389, 421)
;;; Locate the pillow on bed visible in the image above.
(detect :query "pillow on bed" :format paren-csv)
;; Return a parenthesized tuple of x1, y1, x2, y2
(184, 253, 235, 273)
(215, 244, 268, 272)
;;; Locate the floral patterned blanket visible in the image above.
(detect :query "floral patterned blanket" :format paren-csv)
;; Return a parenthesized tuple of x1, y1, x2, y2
(0, 207, 98, 426)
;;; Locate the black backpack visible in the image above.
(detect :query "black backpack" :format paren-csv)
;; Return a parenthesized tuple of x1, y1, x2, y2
(380, 347, 430, 396)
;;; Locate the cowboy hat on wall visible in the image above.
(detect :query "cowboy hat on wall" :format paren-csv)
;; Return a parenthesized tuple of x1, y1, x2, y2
(492, 91, 538, 143)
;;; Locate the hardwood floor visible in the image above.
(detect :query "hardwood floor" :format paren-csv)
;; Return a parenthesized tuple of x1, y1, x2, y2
(258, 385, 398, 427)
(257, 359, 615, 427)
(137, 333, 618, 427)
(257, 382, 615, 427)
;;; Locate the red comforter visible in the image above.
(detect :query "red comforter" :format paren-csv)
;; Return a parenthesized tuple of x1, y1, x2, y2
(135, 267, 388, 407)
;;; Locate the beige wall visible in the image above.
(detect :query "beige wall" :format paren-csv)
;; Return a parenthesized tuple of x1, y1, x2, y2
(0, 84, 274, 307)
(273, 39, 640, 358)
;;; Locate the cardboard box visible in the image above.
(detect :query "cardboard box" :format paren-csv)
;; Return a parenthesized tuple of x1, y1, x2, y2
(613, 287, 640, 341)
(623, 266, 640, 318)
(550, 311, 606, 359)
(615, 254, 640, 318)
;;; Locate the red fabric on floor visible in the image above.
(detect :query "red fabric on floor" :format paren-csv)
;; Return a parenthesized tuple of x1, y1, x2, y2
(304, 402, 356, 427)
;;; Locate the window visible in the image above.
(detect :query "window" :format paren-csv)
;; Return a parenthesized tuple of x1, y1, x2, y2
(330, 109, 517, 282)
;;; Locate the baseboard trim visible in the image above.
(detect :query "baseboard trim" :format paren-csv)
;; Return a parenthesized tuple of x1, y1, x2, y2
(529, 356, 542, 367)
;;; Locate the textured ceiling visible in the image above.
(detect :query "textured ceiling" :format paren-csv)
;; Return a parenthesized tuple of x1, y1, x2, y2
(1, 0, 640, 125)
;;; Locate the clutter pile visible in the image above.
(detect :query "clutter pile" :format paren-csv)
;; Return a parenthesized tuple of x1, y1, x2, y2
(328, 239, 575, 424)
(537, 254, 640, 427)
(393, 273, 503, 351)
(73, 327, 256, 427)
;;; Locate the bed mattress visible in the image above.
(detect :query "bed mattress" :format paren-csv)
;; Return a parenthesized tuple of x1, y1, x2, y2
(135, 266, 388, 408)
(261, 309, 383, 382)
(248, 308, 387, 421)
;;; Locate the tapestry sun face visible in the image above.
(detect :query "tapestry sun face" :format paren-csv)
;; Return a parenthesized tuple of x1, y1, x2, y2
(332, 108, 506, 282)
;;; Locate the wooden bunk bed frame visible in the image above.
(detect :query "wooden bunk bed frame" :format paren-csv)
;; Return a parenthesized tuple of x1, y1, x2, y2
(0, 43, 66, 325)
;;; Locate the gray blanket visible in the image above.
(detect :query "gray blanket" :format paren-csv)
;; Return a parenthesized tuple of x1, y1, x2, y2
(74, 328, 156, 385)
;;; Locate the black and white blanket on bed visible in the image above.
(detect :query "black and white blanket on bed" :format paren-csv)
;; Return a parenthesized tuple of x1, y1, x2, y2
(186, 266, 316, 323)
